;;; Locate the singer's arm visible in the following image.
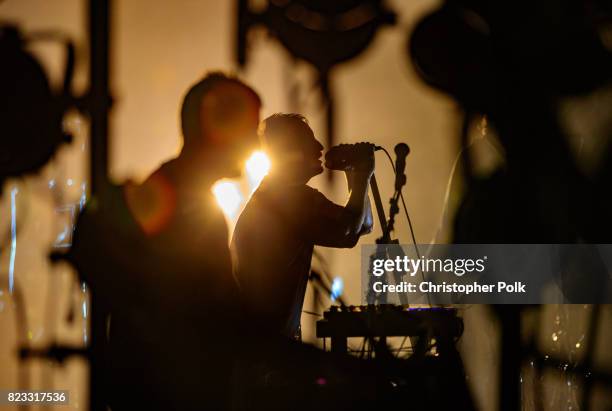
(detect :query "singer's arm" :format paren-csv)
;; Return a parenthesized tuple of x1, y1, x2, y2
(345, 169, 373, 236)
(308, 172, 371, 248)
(309, 151, 374, 248)
(361, 195, 374, 234)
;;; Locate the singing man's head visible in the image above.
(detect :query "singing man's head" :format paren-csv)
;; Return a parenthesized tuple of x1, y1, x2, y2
(258, 113, 324, 183)
(180, 72, 261, 177)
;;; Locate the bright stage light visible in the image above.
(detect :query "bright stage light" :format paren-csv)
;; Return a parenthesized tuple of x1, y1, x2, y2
(245, 150, 270, 190)
(212, 151, 270, 224)
(212, 180, 243, 220)
(331, 277, 344, 302)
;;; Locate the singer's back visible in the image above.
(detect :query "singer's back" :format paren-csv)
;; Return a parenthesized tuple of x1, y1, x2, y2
(232, 178, 347, 339)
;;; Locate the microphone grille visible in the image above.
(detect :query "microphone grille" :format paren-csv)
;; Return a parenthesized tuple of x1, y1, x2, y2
(394, 143, 410, 156)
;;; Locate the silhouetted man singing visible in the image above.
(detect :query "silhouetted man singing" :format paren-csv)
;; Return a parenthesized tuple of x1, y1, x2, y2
(232, 113, 373, 340)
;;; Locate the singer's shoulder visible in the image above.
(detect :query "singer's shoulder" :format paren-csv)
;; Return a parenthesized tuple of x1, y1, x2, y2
(303, 185, 339, 207)
(303, 184, 325, 197)
(276, 184, 330, 206)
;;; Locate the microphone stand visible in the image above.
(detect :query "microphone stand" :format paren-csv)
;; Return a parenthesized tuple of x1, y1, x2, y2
(366, 173, 410, 305)
(367, 149, 431, 358)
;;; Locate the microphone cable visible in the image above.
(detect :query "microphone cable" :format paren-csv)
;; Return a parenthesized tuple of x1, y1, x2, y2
(376, 147, 431, 306)
(376, 147, 420, 254)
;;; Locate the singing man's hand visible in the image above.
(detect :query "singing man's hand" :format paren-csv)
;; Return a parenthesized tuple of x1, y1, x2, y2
(350, 142, 375, 175)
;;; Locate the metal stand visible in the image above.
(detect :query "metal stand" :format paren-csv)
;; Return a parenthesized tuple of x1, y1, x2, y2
(18, 3, 112, 411)
(366, 173, 409, 305)
(88, 2, 112, 410)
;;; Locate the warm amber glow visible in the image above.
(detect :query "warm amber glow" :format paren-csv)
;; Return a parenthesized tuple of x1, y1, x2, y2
(245, 150, 270, 191)
(212, 180, 243, 220)
(213, 151, 270, 223)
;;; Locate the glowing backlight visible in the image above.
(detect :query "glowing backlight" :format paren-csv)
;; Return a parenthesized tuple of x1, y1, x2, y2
(213, 151, 271, 224)
(212, 180, 243, 219)
(245, 150, 270, 190)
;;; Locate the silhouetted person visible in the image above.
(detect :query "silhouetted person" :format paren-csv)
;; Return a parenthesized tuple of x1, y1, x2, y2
(231, 113, 373, 339)
(71, 72, 261, 410)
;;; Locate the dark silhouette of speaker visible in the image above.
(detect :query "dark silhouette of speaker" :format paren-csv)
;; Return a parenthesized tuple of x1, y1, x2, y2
(0, 24, 76, 186)
(408, 1, 612, 108)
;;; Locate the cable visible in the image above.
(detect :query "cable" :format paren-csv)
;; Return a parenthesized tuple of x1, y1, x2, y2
(424, 146, 464, 256)
(395, 336, 408, 358)
(376, 147, 431, 306)
(302, 310, 322, 317)
(426, 114, 504, 254)
(378, 148, 419, 248)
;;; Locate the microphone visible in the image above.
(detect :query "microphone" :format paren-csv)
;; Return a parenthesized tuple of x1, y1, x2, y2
(394, 143, 410, 191)
(324, 143, 382, 171)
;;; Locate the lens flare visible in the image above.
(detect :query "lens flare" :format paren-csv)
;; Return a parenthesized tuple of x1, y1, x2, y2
(124, 174, 176, 236)
(246, 150, 270, 191)
(212, 180, 243, 219)
(212, 151, 270, 224)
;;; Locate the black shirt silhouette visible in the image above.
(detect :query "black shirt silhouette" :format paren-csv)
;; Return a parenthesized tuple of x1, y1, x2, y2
(232, 178, 348, 338)
(231, 113, 373, 340)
